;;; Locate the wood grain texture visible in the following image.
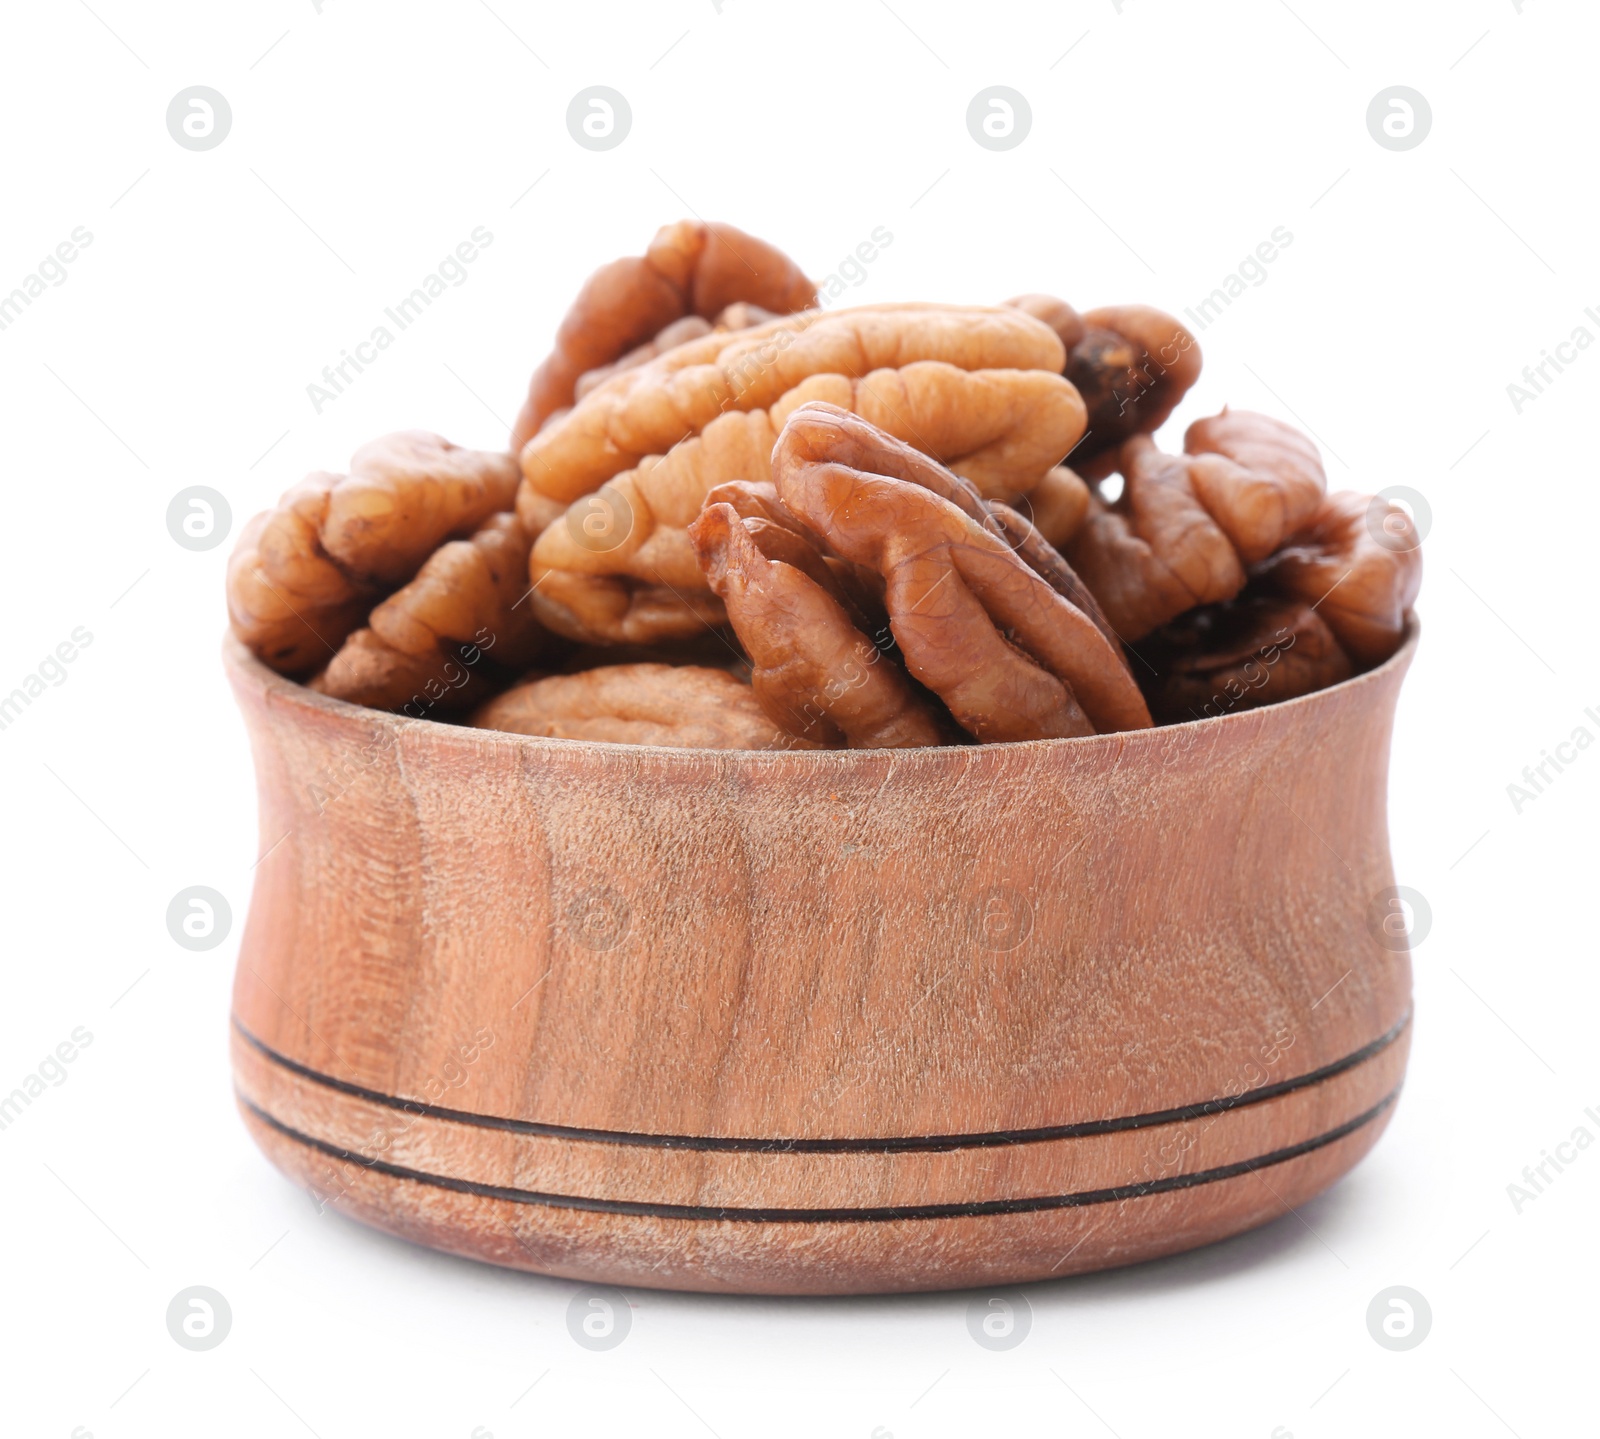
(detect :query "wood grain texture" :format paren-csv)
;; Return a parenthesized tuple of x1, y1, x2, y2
(224, 624, 1418, 1294)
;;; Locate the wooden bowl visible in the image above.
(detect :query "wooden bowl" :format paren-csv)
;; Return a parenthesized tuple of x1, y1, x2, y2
(226, 626, 1417, 1295)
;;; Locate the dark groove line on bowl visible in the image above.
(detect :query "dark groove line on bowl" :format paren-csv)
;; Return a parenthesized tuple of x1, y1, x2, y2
(233, 1009, 1409, 1154)
(239, 1090, 1399, 1223)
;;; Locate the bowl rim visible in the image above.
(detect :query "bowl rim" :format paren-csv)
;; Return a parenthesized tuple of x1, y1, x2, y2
(222, 614, 1419, 765)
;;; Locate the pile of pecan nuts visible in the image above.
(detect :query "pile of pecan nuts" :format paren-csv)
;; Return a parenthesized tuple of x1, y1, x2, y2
(227, 221, 1422, 749)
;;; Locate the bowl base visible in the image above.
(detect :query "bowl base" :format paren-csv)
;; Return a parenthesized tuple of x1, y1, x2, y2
(234, 1015, 1406, 1294)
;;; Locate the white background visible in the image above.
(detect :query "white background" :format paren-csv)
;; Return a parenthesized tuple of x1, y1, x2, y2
(1, 1, 1595, 1435)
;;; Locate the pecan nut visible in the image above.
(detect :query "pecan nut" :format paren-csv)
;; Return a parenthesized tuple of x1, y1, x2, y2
(691, 494, 947, 749)
(516, 303, 1073, 528)
(510, 220, 816, 450)
(1067, 408, 1327, 642)
(1138, 595, 1353, 725)
(570, 302, 776, 405)
(310, 513, 545, 712)
(1253, 491, 1422, 665)
(227, 432, 519, 674)
(469, 663, 820, 749)
(765, 404, 1152, 741)
(1007, 297, 1202, 477)
(526, 360, 1087, 644)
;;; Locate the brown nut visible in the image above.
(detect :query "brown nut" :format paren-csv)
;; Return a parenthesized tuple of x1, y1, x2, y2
(570, 301, 774, 405)
(771, 403, 1152, 741)
(690, 501, 947, 749)
(525, 360, 1087, 645)
(767, 413, 1116, 652)
(1183, 408, 1327, 564)
(699, 480, 887, 631)
(1067, 409, 1327, 642)
(226, 432, 520, 674)
(1005, 293, 1087, 352)
(1138, 595, 1353, 725)
(1005, 298, 1202, 477)
(311, 513, 546, 712)
(307, 628, 500, 716)
(226, 477, 377, 676)
(572, 315, 714, 403)
(1019, 465, 1092, 548)
(713, 301, 780, 331)
(469, 664, 822, 750)
(517, 303, 1073, 526)
(1253, 491, 1422, 666)
(551, 634, 753, 682)
(520, 571, 728, 648)
(1067, 305, 1203, 477)
(510, 220, 816, 450)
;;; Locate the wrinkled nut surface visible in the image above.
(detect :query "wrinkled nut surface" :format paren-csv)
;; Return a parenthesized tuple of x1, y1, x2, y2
(571, 302, 776, 404)
(526, 360, 1087, 645)
(1139, 595, 1353, 725)
(1254, 491, 1423, 666)
(311, 513, 546, 712)
(552, 634, 753, 681)
(1020, 464, 1092, 548)
(226, 221, 1421, 744)
(517, 303, 1072, 524)
(520, 572, 729, 648)
(691, 500, 947, 749)
(699, 479, 887, 630)
(1007, 297, 1202, 478)
(227, 477, 377, 676)
(748, 408, 1113, 649)
(1068, 305, 1203, 477)
(771, 404, 1151, 741)
(320, 432, 524, 586)
(227, 432, 520, 675)
(510, 220, 816, 450)
(308, 628, 500, 716)
(1068, 409, 1327, 642)
(469, 663, 818, 750)
(573, 315, 712, 403)
(1005, 293, 1087, 353)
